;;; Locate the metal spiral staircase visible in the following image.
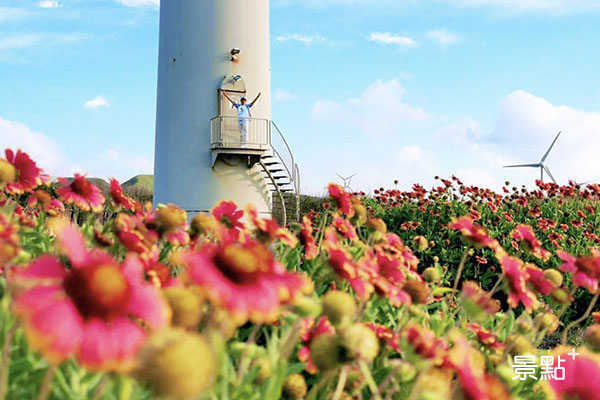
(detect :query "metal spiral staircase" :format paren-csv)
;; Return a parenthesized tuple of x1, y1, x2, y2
(210, 116, 300, 225)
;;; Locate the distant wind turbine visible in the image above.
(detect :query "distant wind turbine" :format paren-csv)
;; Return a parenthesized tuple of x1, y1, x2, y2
(336, 173, 357, 192)
(503, 131, 562, 184)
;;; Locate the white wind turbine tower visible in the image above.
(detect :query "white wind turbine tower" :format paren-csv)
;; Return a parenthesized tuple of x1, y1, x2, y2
(503, 131, 562, 184)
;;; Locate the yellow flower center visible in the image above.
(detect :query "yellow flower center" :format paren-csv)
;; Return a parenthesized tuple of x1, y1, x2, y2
(0, 160, 16, 185)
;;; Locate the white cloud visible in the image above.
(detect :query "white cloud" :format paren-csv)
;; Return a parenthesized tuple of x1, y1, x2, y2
(305, 81, 600, 193)
(312, 79, 431, 136)
(492, 90, 600, 184)
(273, 89, 298, 102)
(0, 117, 74, 177)
(276, 34, 325, 45)
(0, 7, 28, 22)
(0, 116, 153, 182)
(38, 1, 60, 8)
(397, 145, 424, 163)
(116, 0, 159, 7)
(369, 32, 417, 47)
(427, 29, 461, 46)
(84, 96, 110, 109)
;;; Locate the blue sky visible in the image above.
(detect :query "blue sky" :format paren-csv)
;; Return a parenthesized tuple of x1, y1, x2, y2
(2, 0, 600, 195)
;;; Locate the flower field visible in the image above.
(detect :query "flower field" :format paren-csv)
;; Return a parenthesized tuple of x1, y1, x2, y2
(1, 149, 600, 400)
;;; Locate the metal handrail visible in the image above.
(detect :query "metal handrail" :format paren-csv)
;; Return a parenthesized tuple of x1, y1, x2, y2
(270, 121, 298, 188)
(210, 116, 271, 149)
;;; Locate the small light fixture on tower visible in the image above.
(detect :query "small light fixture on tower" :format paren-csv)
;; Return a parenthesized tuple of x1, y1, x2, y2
(230, 48, 240, 62)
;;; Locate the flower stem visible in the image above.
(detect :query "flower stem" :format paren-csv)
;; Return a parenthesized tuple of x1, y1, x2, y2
(36, 365, 55, 400)
(452, 247, 470, 291)
(489, 273, 504, 295)
(90, 375, 110, 400)
(306, 370, 335, 400)
(358, 361, 382, 400)
(561, 291, 600, 345)
(332, 366, 348, 400)
(236, 324, 262, 383)
(0, 323, 17, 400)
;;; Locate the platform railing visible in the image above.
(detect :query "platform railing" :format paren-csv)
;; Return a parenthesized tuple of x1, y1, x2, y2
(210, 116, 271, 149)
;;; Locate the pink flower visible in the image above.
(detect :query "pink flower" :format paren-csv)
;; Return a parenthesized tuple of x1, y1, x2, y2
(332, 214, 358, 240)
(450, 216, 498, 250)
(299, 216, 318, 260)
(3, 149, 43, 194)
(109, 178, 141, 212)
(559, 251, 600, 294)
(524, 264, 555, 295)
(12, 220, 169, 371)
(511, 224, 551, 261)
(466, 323, 504, 351)
(403, 324, 448, 365)
(448, 331, 510, 400)
(328, 184, 354, 217)
(0, 213, 20, 265)
(28, 190, 65, 217)
(113, 213, 159, 258)
(184, 240, 309, 325)
(246, 205, 298, 247)
(545, 347, 600, 400)
(212, 201, 245, 230)
(57, 174, 105, 212)
(365, 322, 400, 353)
(499, 254, 538, 313)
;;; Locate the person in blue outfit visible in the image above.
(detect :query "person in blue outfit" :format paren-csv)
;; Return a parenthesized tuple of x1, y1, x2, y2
(221, 90, 262, 147)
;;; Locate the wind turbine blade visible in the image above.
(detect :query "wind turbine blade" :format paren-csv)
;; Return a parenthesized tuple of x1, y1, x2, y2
(541, 131, 562, 162)
(503, 163, 541, 168)
(543, 165, 557, 184)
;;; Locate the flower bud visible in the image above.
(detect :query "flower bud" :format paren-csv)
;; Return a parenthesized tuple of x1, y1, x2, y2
(584, 324, 600, 352)
(310, 334, 341, 371)
(136, 329, 215, 399)
(340, 323, 380, 362)
(322, 290, 357, 325)
(292, 296, 323, 318)
(252, 356, 272, 383)
(163, 287, 203, 329)
(551, 287, 572, 304)
(403, 279, 430, 304)
(413, 236, 429, 252)
(156, 204, 187, 232)
(283, 373, 307, 400)
(389, 359, 416, 382)
(366, 218, 387, 233)
(535, 312, 559, 333)
(543, 269, 563, 288)
(191, 213, 218, 236)
(423, 267, 441, 283)
(507, 334, 534, 356)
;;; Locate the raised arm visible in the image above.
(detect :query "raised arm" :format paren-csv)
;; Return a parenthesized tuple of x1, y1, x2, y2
(250, 92, 262, 107)
(220, 89, 236, 105)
